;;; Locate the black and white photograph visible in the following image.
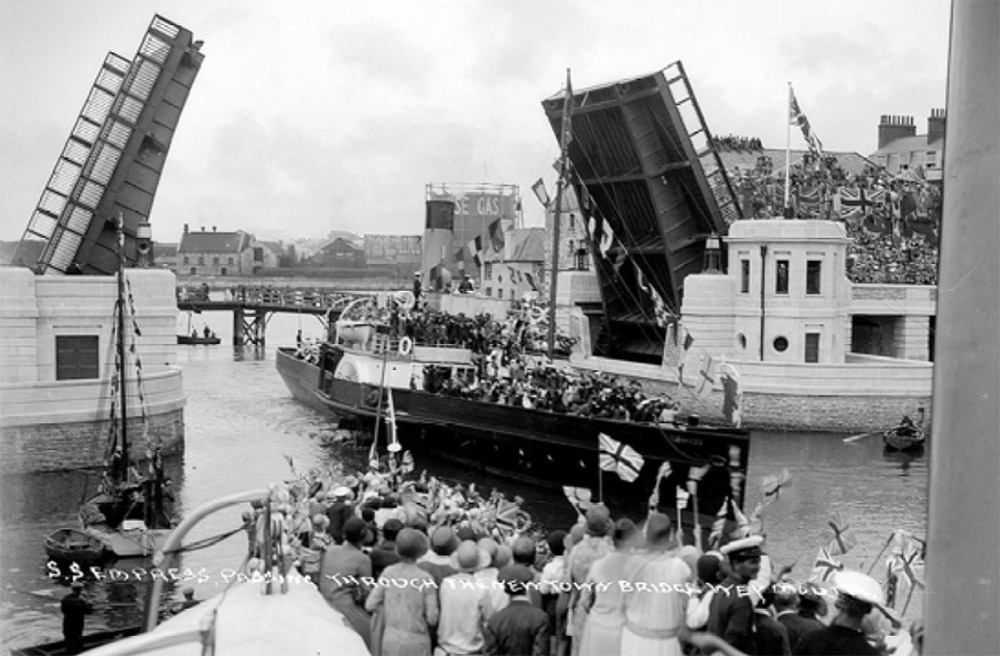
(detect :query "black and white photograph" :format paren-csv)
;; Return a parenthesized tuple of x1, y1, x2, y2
(1, 1, 996, 654)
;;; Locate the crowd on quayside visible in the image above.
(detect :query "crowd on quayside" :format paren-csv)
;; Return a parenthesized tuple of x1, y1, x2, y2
(223, 457, 923, 656)
(727, 148, 940, 286)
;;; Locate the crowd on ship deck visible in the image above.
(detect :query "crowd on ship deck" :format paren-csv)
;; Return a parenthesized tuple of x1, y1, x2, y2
(237, 458, 921, 656)
(727, 146, 940, 286)
(425, 364, 681, 423)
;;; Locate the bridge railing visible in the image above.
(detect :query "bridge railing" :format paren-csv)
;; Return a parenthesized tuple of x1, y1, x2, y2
(176, 284, 370, 309)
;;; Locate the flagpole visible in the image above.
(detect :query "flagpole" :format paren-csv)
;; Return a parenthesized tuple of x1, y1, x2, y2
(784, 82, 792, 216)
(598, 468, 603, 504)
(675, 502, 684, 545)
(547, 68, 573, 357)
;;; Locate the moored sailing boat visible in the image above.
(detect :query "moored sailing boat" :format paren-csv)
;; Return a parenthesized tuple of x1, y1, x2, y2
(45, 218, 175, 561)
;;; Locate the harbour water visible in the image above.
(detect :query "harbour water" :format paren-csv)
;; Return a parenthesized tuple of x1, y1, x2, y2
(0, 310, 928, 649)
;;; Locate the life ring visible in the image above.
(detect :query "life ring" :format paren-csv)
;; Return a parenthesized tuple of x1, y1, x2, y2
(529, 306, 545, 324)
(398, 336, 414, 356)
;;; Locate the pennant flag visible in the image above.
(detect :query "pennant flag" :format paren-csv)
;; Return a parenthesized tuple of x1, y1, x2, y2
(651, 289, 671, 328)
(599, 220, 614, 258)
(563, 486, 593, 515)
(598, 433, 644, 483)
(683, 331, 695, 351)
(531, 178, 550, 208)
(647, 461, 673, 509)
(368, 437, 379, 470)
(525, 272, 538, 291)
(812, 546, 844, 582)
(488, 218, 505, 252)
(789, 85, 823, 156)
(467, 235, 484, 268)
(826, 511, 858, 556)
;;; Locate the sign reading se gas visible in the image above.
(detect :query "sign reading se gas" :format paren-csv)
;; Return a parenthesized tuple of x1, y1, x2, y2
(452, 193, 517, 220)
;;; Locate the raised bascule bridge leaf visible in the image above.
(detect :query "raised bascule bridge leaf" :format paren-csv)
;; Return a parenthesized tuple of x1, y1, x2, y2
(14, 15, 204, 275)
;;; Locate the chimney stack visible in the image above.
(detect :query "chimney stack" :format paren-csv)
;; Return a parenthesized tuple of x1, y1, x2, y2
(927, 108, 946, 144)
(878, 114, 917, 149)
(183, 223, 189, 234)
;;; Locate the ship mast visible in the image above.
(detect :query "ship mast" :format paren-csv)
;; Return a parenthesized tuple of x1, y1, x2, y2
(546, 69, 573, 356)
(115, 213, 129, 483)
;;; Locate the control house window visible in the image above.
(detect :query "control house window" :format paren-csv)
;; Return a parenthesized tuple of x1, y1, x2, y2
(56, 335, 99, 380)
(806, 260, 822, 295)
(805, 332, 820, 363)
(740, 260, 750, 293)
(775, 260, 789, 295)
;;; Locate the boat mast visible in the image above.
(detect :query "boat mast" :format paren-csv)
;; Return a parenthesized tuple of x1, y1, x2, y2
(546, 69, 573, 356)
(115, 213, 129, 483)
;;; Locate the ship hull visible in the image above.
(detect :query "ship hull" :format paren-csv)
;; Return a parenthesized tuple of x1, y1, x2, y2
(276, 347, 750, 519)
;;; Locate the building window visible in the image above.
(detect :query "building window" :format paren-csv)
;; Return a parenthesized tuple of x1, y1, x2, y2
(498, 288, 504, 299)
(740, 260, 750, 293)
(220, 267, 227, 276)
(213, 256, 220, 265)
(926, 151, 937, 168)
(806, 260, 822, 295)
(183, 256, 189, 265)
(485, 263, 493, 281)
(190, 267, 197, 275)
(775, 260, 789, 294)
(228, 257, 234, 265)
(486, 287, 492, 297)
(737, 334, 747, 349)
(773, 336, 789, 353)
(198, 256, 205, 265)
(56, 335, 99, 380)
(805, 332, 820, 363)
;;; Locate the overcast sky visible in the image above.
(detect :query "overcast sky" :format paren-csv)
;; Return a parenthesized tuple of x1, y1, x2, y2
(0, 0, 950, 244)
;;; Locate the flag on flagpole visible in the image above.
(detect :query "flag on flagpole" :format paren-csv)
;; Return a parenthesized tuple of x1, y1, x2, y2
(789, 85, 824, 157)
(531, 178, 550, 208)
(368, 436, 379, 469)
(598, 433, 644, 483)
(708, 498, 729, 549)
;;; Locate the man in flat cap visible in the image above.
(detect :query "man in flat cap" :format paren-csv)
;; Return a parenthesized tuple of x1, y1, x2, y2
(796, 570, 882, 655)
(61, 581, 92, 654)
(707, 535, 764, 655)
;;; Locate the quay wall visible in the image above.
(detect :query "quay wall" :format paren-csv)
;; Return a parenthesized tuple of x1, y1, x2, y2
(0, 408, 184, 475)
(570, 355, 932, 433)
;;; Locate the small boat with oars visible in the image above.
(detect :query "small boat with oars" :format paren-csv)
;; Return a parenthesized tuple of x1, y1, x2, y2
(883, 408, 928, 452)
(43, 528, 106, 565)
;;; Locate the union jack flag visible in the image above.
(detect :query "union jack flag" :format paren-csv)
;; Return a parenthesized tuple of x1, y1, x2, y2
(789, 85, 824, 156)
(888, 543, 925, 592)
(812, 546, 844, 581)
(826, 511, 858, 556)
(708, 498, 730, 550)
(598, 433, 644, 483)
(839, 187, 874, 221)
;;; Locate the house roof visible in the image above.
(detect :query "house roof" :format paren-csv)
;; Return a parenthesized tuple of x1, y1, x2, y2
(320, 237, 363, 253)
(717, 147, 872, 177)
(155, 243, 178, 258)
(870, 134, 944, 157)
(507, 228, 546, 262)
(178, 231, 250, 253)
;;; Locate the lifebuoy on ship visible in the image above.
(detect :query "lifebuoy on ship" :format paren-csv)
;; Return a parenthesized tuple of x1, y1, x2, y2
(398, 336, 414, 356)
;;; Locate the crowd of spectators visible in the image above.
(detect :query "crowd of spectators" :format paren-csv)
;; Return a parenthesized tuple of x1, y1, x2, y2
(249, 460, 917, 656)
(729, 153, 942, 285)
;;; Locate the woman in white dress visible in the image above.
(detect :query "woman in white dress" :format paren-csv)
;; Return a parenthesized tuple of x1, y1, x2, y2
(576, 519, 641, 656)
(620, 513, 691, 656)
